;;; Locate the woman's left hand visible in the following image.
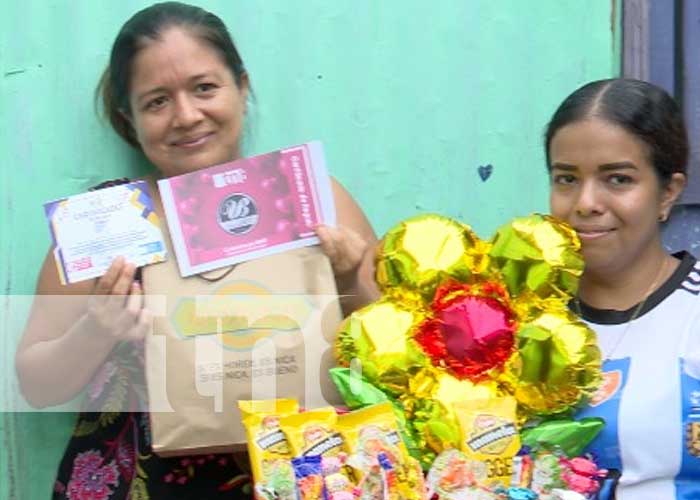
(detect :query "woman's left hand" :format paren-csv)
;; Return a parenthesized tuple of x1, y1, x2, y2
(314, 224, 369, 290)
(320, 177, 381, 314)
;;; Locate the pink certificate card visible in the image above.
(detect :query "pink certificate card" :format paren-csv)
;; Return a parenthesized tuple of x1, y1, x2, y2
(157, 141, 336, 277)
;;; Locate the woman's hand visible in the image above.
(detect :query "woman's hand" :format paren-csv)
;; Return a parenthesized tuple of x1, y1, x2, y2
(315, 224, 369, 290)
(86, 256, 150, 343)
(316, 178, 381, 315)
(314, 223, 380, 315)
(16, 252, 152, 407)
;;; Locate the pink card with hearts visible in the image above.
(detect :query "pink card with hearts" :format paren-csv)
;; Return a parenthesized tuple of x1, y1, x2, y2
(158, 141, 336, 277)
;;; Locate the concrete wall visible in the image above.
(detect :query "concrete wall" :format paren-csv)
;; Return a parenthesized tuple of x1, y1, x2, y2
(0, 1, 619, 498)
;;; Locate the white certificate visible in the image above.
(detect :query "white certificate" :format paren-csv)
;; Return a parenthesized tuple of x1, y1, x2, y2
(44, 180, 167, 284)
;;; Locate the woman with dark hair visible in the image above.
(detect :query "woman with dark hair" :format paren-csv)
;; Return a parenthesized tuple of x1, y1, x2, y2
(546, 78, 700, 498)
(15, 2, 378, 498)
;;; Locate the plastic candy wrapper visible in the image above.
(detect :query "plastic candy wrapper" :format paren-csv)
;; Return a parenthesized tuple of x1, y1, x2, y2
(293, 455, 325, 500)
(426, 448, 607, 500)
(530, 451, 564, 494)
(454, 396, 521, 488)
(244, 401, 433, 499)
(320, 453, 356, 500)
(426, 448, 489, 498)
(376, 453, 399, 499)
(529, 451, 606, 498)
(239, 399, 299, 499)
(280, 407, 358, 498)
(334, 214, 601, 462)
(502, 487, 538, 500)
(244, 404, 610, 500)
(510, 452, 533, 489)
(254, 460, 296, 500)
(559, 457, 606, 496)
(280, 408, 346, 460)
(338, 402, 426, 499)
(339, 403, 407, 467)
(323, 471, 357, 499)
(542, 490, 588, 500)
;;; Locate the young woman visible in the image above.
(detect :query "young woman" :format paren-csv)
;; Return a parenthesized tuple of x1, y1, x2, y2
(546, 78, 700, 499)
(15, 3, 378, 498)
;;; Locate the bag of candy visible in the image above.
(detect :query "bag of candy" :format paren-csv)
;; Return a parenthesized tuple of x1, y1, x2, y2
(240, 399, 299, 499)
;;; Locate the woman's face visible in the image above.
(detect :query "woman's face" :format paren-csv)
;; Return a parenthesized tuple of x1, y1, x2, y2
(548, 118, 681, 275)
(128, 27, 248, 178)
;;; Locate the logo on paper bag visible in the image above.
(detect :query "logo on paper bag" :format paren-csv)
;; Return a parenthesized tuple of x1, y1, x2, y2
(170, 281, 320, 353)
(218, 193, 259, 235)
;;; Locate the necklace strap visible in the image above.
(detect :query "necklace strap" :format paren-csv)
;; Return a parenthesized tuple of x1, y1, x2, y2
(197, 265, 237, 282)
(575, 257, 671, 361)
(574, 256, 671, 322)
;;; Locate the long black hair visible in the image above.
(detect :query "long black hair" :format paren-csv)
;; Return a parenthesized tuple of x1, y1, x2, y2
(544, 78, 688, 184)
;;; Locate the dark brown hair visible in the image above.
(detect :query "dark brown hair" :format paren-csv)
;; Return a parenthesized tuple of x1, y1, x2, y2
(97, 2, 248, 148)
(545, 78, 688, 184)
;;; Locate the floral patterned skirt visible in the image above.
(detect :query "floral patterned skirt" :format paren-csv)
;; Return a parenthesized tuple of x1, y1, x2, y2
(52, 411, 252, 499)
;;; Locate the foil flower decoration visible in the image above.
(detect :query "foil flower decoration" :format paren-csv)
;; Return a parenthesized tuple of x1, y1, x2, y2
(334, 214, 601, 463)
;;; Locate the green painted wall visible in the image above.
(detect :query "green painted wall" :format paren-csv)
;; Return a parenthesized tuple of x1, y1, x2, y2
(0, 1, 619, 498)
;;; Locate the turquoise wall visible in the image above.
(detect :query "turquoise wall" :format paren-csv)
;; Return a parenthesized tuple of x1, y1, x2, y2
(0, 1, 619, 498)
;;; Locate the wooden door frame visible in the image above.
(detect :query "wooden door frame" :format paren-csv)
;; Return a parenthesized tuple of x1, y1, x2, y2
(622, 0, 700, 204)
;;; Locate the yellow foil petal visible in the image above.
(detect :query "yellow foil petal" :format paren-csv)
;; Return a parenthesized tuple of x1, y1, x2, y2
(335, 296, 429, 396)
(376, 214, 486, 299)
(431, 372, 501, 422)
(506, 309, 601, 415)
(490, 214, 583, 301)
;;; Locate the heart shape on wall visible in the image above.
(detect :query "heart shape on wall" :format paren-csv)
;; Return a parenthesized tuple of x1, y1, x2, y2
(478, 164, 493, 181)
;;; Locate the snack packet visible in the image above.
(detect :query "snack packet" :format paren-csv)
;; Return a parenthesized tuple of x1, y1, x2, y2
(280, 407, 356, 496)
(240, 398, 299, 499)
(453, 396, 521, 488)
(281, 407, 344, 458)
(338, 403, 426, 499)
(338, 403, 407, 468)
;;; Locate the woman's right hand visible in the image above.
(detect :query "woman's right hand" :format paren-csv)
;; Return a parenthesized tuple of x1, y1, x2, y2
(17, 253, 152, 407)
(86, 256, 150, 343)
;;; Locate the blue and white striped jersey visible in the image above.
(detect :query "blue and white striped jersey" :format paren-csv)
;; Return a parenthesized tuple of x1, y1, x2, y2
(576, 252, 700, 500)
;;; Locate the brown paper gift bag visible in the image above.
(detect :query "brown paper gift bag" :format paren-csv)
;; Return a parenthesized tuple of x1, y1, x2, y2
(143, 193, 343, 457)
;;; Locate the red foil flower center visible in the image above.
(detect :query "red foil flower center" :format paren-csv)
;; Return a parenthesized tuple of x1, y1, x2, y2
(441, 296, 513, 360)
(415, 282, 516, 381)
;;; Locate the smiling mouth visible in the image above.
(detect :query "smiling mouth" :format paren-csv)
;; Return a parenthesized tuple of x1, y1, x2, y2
(172, 133, 213, 148)
(575, 228, 616, 240)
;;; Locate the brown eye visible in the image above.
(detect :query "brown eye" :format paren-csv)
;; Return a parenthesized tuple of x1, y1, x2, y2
(145, 95, 168, 111)
(552, 174, 577, 185)
(608, 174, 633, 186)
(195, 82, 217, 93)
